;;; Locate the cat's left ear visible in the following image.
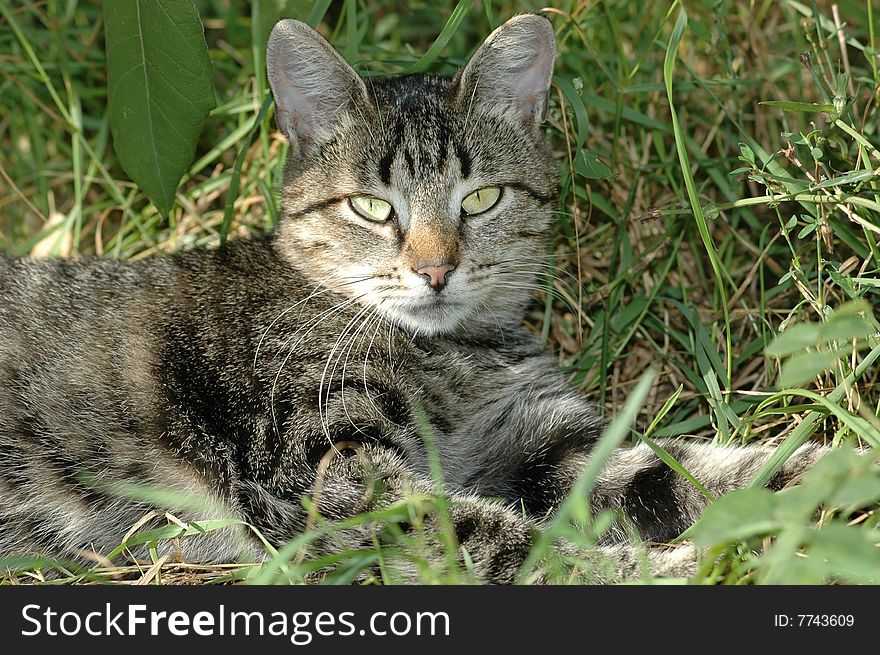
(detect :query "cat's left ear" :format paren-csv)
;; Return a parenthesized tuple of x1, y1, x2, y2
(455, 13, 556, 128)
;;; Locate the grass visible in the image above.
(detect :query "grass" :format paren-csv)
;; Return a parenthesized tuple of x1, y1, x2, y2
(1, 0, 879, 584)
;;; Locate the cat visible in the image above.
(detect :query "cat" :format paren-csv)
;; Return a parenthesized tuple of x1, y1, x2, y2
(0, 13, 826, 583)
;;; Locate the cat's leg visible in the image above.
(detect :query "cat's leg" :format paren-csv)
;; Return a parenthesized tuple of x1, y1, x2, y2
(230, 441, 689, 583)
(230, 442, 538, 583)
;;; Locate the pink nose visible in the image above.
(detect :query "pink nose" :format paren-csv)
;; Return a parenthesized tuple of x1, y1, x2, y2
(415, 263, 456, 290)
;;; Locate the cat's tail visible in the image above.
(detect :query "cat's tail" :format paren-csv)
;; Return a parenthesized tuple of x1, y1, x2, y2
(588, 439, 827, 544)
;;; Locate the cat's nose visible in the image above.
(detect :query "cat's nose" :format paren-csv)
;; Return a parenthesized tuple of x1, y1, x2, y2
(415, 262, 457, 291)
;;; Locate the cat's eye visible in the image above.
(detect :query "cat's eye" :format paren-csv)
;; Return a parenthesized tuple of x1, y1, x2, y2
(349, 195, 393, 223)
(461, 186, 501, 216)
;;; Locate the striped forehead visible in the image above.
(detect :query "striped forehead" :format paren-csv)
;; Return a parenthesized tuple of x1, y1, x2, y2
(367, 75, 472, 186)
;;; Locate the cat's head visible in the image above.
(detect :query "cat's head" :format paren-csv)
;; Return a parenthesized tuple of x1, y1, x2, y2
(267, 14, 557, 337)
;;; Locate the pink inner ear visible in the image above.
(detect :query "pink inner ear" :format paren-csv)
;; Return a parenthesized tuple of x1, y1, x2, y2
(512, 55, 553, 121)
(273, 75, 319, 143)
(457, 16, 556, 126)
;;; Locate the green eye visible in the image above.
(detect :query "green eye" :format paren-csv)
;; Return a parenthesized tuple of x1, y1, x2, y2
(349, 195, 393, 222)
(461, 186, 501, 216)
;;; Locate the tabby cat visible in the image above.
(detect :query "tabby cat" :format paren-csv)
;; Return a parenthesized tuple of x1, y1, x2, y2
(0, 14, 824, 583)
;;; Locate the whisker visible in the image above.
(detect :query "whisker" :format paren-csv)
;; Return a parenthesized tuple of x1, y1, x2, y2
(362, 310, 390, 419)
(338, 307, 384, 434)
(252, 274, 374, 371)
(269, 293, 370, 436)
(478, 299, 507, 346)
(478, 256, 584, 288)
(318, 304, 374, 443)
(470, 265, 581, 304)
(490, 281, 581, 316)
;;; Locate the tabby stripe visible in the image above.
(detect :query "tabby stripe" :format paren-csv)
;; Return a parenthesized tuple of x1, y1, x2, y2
(46, 451, 108, 507)
(378, 151, 395, 185)
(289, 196, 347, 220)
(506, 182, 555, 205)
(621, 462, 686, 543)
(455, 145, 472, 179)
(378, 116, 407, 185)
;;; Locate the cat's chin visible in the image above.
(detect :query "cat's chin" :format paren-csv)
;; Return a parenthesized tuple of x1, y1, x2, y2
(383, 300, 473, 337)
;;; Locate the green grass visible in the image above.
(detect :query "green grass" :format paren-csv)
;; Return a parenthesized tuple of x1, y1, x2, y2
(1, 0, 879, 584)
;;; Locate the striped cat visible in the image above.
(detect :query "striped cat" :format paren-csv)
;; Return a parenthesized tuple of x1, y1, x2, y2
(0, 14, 824, 583)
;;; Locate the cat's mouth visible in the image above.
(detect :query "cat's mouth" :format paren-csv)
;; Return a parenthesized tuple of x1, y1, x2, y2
(412, 296, 461, 308)
(388, 296, 472, 336)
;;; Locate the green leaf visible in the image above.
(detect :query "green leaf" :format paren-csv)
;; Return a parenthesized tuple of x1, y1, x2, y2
(638, 434, 714, 501)
(574, 151, 613, 179)
(105, 518, 246, 558)
(827, 475, 880, 508)
(759, 100, 835, 113)
(765, 323, 822, 356)
(829, 298, 873, 319)
(798, 222, 817, 238)
(761, 557, 828, 584)
(802, 448, 880, 508)
(738, 143, 755, 165)
(691, 488, 780, 545)
(821, 315, 875, 342)
(765, 301, 875, 359)
(778, 350, 838, 387)
(749, 343, 880, 488)
(556, 77, 590, 153)
(802, 524, 880, 584)
(403, 0, 474, 73)
(104, 0, 216, 216)
(305, 0, 334, 27)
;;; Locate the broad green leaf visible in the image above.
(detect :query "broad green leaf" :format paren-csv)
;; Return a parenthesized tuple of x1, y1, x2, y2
(766, 300, 875, 358)
(821, 315, 875, 342)
(104, 0, 216, 216)
(797, 222, 816, 238)
(829, 298, 873, 319)
(802, 525, 880, 584)
(574, 151, 613, 179)
(827, 476, 880, 508)
(778, 350, 838, 387)
(691, 488, 780, 545)
(800, 446, 864, 481)
(802, 447, 880, 508)
(760, 538, 828, 584)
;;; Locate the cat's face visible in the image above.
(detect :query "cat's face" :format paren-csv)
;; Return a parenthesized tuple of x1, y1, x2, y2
(267, 15, 557, 337)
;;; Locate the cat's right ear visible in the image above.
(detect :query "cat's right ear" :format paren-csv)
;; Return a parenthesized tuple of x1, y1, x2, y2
(267, 20, 370, 156)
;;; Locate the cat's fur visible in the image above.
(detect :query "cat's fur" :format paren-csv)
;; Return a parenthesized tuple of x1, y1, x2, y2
(0, 15, 824, 583)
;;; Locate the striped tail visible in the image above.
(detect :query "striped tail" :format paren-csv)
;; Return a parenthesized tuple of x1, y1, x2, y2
(590, 439, 827, 544)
